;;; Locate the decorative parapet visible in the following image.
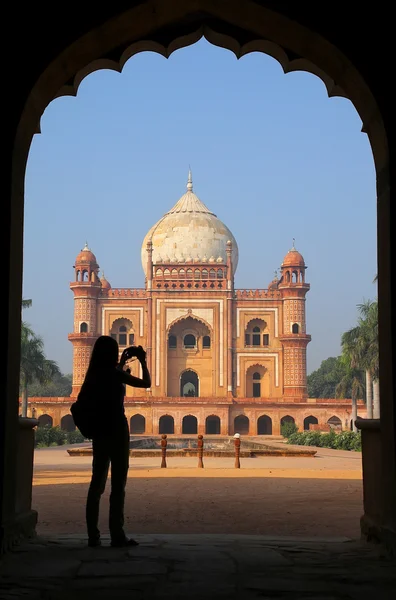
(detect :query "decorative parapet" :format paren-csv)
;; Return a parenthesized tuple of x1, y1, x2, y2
(18, 397, 74, 404)
(21, 396, 364, 406)
(235, 289, 281, 299)
(124, 396, 233, 405)
(101, 288, 146, 298)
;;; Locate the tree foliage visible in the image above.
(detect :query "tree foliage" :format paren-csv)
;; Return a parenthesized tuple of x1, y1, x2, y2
(307, 356, 352, 398)
(27, 372, 72, 397)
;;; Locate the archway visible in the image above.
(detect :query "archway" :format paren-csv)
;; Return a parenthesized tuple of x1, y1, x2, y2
(38, 414, 53, 428)
(281, 415, 295, 426)
(234, 415, 249, 435)
(60, 414, 75, 432)
(328, 415, 342, 431)
(246, 364, 268, 398)
(304, 416, 318, 431)
(130, 414, 146, 434)
(182, 415, 198, 434)
(257, 415, 272, 435)
(205, 415, 220, 435)
(3, 0, 394, 552)
(159, 415, 174, 435)
(180, 370, 199, 397)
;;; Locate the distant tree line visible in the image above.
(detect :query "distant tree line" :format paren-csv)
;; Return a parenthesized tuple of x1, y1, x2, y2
(20, 299, 71, 416)
(308, 287, 379, 430)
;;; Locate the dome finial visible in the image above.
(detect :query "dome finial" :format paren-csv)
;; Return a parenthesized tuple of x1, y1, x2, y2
(290, 238, 297, 251)
(187, 167, 193, 192)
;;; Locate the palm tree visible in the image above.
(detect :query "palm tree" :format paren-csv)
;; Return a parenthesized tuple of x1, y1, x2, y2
(22, 299, 32, 309)
(335, 356, 365, 432)
(20, 327, 60, 417)
(356, 299, 379, 418)
(340, 299, 379, 423)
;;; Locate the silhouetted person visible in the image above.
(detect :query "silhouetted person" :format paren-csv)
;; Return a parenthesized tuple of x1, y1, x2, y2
(78, 335, 151, 547)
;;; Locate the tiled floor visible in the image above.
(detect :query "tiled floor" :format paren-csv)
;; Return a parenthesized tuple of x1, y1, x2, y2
(1, 533, 395, 599)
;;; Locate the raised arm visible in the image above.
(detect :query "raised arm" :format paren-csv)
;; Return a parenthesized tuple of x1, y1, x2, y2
(118, 346, 151, 389)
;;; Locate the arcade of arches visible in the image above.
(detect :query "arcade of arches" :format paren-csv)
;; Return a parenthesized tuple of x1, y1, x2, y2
(2, 1, 395, 554)
(31, 401, 364, 437)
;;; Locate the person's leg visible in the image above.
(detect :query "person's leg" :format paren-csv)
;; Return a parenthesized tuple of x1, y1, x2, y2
(109, 421, 136, 545)
(86, 437, 110, 545)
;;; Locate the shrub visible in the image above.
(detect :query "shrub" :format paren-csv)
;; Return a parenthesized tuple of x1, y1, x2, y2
(287, 432, 304, 445)
(286, 428, 361, 451)
(316, 429, 337, 447)
(281, 421, 298, 438)
(333, 430, 361, 451)
(301, 431, 322, 446)
(34, 425, 66, 447)
(66, 430, 86, 444)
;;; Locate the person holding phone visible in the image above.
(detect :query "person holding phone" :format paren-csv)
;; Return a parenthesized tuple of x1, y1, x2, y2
(79, 335, 151, 547)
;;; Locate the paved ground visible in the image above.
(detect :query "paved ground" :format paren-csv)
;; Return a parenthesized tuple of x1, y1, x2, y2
(1, 533, 395, 599)
(32, 444, 363, 539)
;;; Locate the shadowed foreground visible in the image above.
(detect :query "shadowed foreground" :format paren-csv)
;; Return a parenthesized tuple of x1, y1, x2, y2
(1, 534, 395, 599)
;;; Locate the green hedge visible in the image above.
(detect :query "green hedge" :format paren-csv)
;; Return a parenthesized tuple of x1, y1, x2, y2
(280, 421, 298, 438)
(34, 425, 85, 448)
(287, 429, 361, 451)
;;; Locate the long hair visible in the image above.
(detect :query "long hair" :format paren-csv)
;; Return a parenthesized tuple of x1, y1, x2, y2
(86, 335, 119, 374)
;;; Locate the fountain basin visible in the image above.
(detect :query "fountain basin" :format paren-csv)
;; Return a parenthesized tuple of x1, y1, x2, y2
(67, 435, 316, 458)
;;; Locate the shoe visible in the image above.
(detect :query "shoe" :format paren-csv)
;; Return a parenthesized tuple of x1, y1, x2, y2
(88, 537, 101, 547)
(110, 537, 139, 547)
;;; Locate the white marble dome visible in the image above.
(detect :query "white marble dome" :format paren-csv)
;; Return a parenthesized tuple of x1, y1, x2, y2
(141, 171, 239, 275)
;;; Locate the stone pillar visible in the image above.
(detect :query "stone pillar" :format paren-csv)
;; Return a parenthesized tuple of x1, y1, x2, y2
(272, 418, 281, 436)
(280, 337, 311, 399)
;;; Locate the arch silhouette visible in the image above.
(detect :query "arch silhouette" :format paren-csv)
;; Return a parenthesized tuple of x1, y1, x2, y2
(234, 414, 249, 435)
(304, 415, 318, 430)
(38, 414, 53, 428)
(180, 370, 199, 397)
(206, 415, 220, 435)
(281, 415, 295, 425)
(60, 414, 75, 432)
(4, 0, 393, 551)
(159, 415, 174, 434)
(182, 415, 198, 434)
(257, 415, 272, 435)
(328, 415, 342, 430)
(130, 414, 146, 434)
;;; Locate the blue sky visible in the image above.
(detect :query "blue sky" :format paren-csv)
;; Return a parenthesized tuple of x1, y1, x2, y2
(23, 39, 377, 376)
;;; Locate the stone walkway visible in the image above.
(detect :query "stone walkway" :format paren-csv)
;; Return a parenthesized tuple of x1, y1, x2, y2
(1, 534, 395, 599)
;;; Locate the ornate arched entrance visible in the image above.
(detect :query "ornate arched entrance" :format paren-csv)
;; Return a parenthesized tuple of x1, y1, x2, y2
(180, 370, 199, 397)
(2, 0, 394, 552)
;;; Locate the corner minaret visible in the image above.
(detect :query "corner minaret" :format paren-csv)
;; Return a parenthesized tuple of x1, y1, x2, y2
(278, 241, 311, 399)
(68, 243, 102, 396)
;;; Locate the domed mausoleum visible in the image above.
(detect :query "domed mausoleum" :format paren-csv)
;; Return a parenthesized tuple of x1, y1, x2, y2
(27, 172, 365, 437)
(141, 170, 239, 274)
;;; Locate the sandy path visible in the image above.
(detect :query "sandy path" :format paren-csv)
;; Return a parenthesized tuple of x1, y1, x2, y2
(32, 445, 363, 539)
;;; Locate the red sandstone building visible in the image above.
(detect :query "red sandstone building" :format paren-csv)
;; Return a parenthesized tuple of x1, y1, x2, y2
(28, 173, 363, 434)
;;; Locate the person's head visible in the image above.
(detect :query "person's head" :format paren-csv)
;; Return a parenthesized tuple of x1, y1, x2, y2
(87, 335, 119, 371)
